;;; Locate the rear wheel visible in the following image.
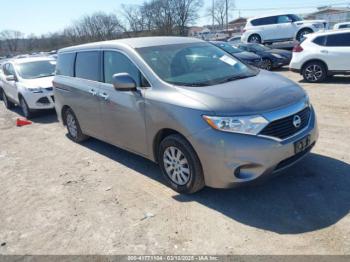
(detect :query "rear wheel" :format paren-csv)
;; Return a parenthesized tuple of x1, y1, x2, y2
(19, 96, 33, 119)
(296, 28, 313, 42)
(63, 108, 89, 143)
(302, 61, 327, 83)
(158, 134, 205, 194)
(2, 91, 15, 109)
(248, 34, 262, 44)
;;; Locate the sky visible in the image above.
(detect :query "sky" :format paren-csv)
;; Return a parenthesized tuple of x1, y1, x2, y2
(0, 0, 347, 35)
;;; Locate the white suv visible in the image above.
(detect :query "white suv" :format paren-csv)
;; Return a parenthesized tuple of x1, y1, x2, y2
(0, 57, 56, 118)
(242, 13, 327, 44)
(290, 30, 350, 82)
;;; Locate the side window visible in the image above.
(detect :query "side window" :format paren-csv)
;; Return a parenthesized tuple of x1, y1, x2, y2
(277, 15, 291, 24)
(313, 36, 327, 46)
(326, 33, 350, 47)
(56, 53, 75, 77)
(252, 16, 276, 26)
(339, 24, 350, 29)
(75, 51, 100, 81)
(103, 51, 149, 87)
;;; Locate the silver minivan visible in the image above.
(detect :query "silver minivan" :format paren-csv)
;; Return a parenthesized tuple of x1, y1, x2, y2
(53, 37, 318, 194)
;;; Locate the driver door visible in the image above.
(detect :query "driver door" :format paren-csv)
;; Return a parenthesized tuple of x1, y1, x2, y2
(2, 63, 18, 102)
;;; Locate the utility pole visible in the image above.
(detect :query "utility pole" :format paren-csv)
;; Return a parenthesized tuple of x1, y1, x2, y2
(226, 0, 229, 32)
(212, 0, 215, 30)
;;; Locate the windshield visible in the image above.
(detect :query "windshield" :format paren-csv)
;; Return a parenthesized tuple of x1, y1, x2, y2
(17, 60, 56, 79)
(215, 43, 243, 54)
(137, 42, 258, 86)
(251, 44, 270, 52)
(289, 14, 302, 22)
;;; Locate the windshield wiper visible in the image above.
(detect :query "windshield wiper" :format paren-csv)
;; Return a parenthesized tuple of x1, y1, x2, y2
(218, 74, 256, 84)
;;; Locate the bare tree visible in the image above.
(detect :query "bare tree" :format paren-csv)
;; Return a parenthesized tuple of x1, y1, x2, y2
(0, 30, 24, 54)
(173, 0, 204, 36)
(207, 0, 235, 29)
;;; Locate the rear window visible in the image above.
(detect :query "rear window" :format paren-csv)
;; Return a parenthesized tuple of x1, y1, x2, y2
(251, 16, 276, 26)
(339, 24, 350, 29)
(56, 53, 75, 77)
(75, 51, 100, 81)
(326, 33, 350, 47)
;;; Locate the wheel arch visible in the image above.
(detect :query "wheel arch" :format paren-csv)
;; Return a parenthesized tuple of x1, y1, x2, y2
(301, 59, 329, 74)
(296, 27, 314, 39)
(153, 128, 191, 163)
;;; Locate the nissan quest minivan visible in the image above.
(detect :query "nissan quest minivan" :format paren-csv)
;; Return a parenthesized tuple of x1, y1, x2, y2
(53, 37, 318, 194)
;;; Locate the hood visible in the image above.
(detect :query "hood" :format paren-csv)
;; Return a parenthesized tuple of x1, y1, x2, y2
(234, 51, 261, 60)
(21, 76, 54, 89)
(175, 70, 306, 116)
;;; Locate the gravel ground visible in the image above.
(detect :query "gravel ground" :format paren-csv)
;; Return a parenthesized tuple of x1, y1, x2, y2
(0, 70, 349, 255)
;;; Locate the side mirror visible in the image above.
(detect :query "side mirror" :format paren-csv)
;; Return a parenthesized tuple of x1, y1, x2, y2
(6, 75, 16, 81)
(112, 73, 137, 91)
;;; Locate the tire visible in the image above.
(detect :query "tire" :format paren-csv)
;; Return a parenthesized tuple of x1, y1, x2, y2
(2, 91, 15, 109)
(296, 28, 313, 42)
(261, 58, 273, 71)
(248, 34, 261, 44)
(19, 96, 33, 119)
(158, 134, 205, 194)
(63, 108, 89, 143)
(302, 61, 327, 83)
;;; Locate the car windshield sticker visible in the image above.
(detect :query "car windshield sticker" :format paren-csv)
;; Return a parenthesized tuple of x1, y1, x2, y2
(220, 55, 237, 66)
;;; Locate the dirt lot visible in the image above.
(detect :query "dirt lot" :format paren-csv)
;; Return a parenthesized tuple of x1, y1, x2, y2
(0, 70, 349, 255)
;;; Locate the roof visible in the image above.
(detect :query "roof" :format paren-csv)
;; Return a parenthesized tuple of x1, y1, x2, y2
(229, 17, 247, 24)
(59, 37, 203, 53)
(10, 56, 55, 65)
(247, 12, 298, 21)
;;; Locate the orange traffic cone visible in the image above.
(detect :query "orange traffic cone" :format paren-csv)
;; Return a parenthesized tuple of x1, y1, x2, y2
(16, 118, 32, 127)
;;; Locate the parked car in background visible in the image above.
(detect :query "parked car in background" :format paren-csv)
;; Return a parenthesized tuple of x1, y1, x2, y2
(290, 30, 350, 82)
(200, 31, 228, 41)
(227, 35, 242, 44)
(54, 37, 318, 194)
(0, 57, 56, 118)
(333, 22, 350, 30)
(210, 41, 262, 68)
(236, 43, 292, 70)
(242, 13, 327, 44)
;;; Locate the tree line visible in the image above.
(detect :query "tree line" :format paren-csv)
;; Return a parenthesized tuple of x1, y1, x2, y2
(0, 0, 235, 57)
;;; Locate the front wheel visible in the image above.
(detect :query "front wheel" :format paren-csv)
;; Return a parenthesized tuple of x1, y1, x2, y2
(63, 108, 89, 143)
(302, 61, 327, 83)
(19, 96, 33, 119)
(261, 58, 273, 71)
(2, 91, 15, 109)
(158, 134, 205, 194)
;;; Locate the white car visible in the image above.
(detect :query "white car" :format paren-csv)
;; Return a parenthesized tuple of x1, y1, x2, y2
(289, 29, 350, 82)
(242, 13, 327, 44)
(0, 57, 56, 118)
(334, 22, 350, 30)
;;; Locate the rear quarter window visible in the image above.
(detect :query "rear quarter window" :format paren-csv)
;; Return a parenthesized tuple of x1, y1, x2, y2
(313, 36, 327, 46)
(56, 53, 75, 77)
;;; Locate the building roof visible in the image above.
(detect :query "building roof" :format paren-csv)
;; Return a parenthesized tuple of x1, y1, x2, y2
(228, 17, 247, 24)
(306, 7, 350, 16)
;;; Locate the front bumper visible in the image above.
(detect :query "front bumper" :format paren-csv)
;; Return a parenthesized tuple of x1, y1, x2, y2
(23, 90, 55, 110)
(188, 106, 318, 188)
(272, 57, 291, 68)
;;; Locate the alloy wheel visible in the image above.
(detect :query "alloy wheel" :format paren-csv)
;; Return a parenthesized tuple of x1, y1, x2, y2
(249, 35, 260, 43)
(20, 98, 29, 118)
(3, 92, 8, 107)
(163, 146, 191, 186)
(305, 64, 323, 82)
(262, 59, 272, 70)
(66, 113, 78, 138)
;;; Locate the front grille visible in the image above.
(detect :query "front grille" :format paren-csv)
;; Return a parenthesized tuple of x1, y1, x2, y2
(260, 107, 311, 139)
(37, 97, 50, 104)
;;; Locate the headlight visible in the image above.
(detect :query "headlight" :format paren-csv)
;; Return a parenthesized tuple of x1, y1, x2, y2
(27, 87, 43, 93)
(272, 53, 283, 59)
(203, 115, 269, 135)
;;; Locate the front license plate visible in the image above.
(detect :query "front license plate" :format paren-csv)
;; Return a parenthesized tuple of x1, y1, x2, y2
(294, 135, 311, 154)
